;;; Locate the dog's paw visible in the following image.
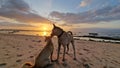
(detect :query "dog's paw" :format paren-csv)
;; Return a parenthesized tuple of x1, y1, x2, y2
(51, 60, 56, 62)
(54, 59, 59, 62)
(66, 52, 69, 54)
(73, 58, 77, 60)
(44, 63, 53, 68)
(62, 59, 65, 62)
(51, 60, 54, 62)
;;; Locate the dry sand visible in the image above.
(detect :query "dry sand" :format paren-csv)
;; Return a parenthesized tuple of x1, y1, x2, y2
(0, 33, 120, 68)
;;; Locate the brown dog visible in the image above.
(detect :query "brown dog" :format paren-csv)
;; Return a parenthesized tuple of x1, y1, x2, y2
(22, 36, 54, 68)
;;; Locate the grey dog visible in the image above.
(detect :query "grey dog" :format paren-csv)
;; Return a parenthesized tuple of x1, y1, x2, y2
(51, 24, 76, 62)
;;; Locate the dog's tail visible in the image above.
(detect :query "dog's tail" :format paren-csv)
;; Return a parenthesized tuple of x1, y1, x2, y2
(21, 62, 33, 68)
(67, 31, 73, 35)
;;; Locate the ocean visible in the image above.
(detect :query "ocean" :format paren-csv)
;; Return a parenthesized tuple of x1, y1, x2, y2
(0, 29, 120, 43)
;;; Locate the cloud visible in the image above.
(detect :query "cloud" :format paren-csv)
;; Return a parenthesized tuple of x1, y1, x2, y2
(1, 0, 30, 11)
(0, 0, 49, 23)
(80, 1, 87, 7)
(58, 23, 73, 27)
(79, 0, 92, 7)
(49, 4, 120, 24)
(0, 22, 34, 27)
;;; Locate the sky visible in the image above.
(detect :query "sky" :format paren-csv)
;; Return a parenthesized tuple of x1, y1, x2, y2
(0, 0, 120, 32)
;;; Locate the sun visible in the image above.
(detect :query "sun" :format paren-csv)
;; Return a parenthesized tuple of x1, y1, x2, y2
(43, 31, 47, 36)
(38, 24, 52, 36)
(42, 27, 48, 36)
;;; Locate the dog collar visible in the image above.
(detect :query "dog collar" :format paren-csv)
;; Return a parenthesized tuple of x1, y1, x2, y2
(58, 31, 64, 38)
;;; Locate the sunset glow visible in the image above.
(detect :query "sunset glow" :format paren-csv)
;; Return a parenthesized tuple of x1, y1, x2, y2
(43, 27, 47, 31)
(43, 31, 47, 36)
(41, 25, 52, 36)
(0, 0, 120, 36)
(0, 1, 120, 68)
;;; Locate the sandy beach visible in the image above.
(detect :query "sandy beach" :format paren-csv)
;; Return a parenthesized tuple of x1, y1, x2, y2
(0, 33, 120, 68)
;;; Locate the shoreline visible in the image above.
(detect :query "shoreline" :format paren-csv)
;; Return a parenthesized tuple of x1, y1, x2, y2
(74, 36, 120, 44)
(74, 35, 120, 41)
(1, 33, 120, 44)
(0, 33, 42, 37)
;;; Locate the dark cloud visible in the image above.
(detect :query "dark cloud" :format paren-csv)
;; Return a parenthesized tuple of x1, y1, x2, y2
(58, 23, 73, 27)
(72, 28, 120, 34)
(1, 0, 30, 11)
(49, 5, 120, 24)
(0, 0, 49, 23)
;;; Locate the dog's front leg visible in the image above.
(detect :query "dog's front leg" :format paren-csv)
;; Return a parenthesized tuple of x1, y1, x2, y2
(62, 45, 66, 61)
(50, 50, 53, 62)
(66, 44, 69, 54)
(56, 42, 61, 62)
(71, 41, 77, 60)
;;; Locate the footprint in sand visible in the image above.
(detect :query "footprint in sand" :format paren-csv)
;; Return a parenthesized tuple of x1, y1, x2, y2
(4, 53, 9, 56)
(28, 51, 31, 53)
(17, 54, 23, 57)
(16, 59, 22, 62)
(2, 47, 6, 49)
(25, 38, 28, 40)
(17, 48, 20, 50)
(0, 63, 7, 67)
(30, 56, 34, 58)
(103, 66, 107, 68)
(32, 40, 41, 43)
(29, 45, 34, 48)
(79, 52, 83, 55)
(83, 63, 91, 68)
(83, 48, 90, 52)
(12, 46, 15, 48)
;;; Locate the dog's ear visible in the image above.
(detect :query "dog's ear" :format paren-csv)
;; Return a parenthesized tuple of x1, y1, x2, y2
(45, 36, 47, 42)
(53, 24, 56, 28)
